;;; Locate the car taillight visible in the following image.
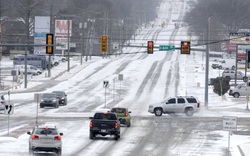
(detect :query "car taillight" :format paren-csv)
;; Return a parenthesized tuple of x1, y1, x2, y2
(90, 121, 93, 128)
(125, 113, 128, 117)
(54, 136, 62, 140)
(197, 103, 200, 108)
(31, 135, 39, 140)
(114, 122, 118, 129)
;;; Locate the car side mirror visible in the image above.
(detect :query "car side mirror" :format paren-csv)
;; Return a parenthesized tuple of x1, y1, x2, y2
(89, 117, 93, 119)
(128, 111, 131, 113)
(59, 133, 63, 136)
(27, 132, 31, 135)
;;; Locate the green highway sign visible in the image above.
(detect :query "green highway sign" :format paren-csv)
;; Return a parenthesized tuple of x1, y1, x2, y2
(159, 45, 175, 51)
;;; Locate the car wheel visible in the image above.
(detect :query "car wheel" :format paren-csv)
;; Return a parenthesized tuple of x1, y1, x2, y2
(185, 108, 194, 116)
(154, 108, 163, 116)
(57, 149, 62, 156)
(126, 121, 131, 127)
(114, 134, 120, 140)
(29, 147, 33, 155)
(233, 93, 240, 98)
(89, 132, 95, 139)
(243, 77, 248, 82)
(225, 76, 231, 81)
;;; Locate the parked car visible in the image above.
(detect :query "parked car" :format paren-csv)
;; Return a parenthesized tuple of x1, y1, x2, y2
(211, 63, 222, 69)
(27, 125, 63, 156)
(52, 91, 67, 106)
(229, 83, 250, 98)
(15, 65, 42, 76)
(0, 94, 6, 111)
(222, 69, 248, 81)
(40, 93, 59, 108)
(110, 107, 131, 127)
(148, 96, 200, 116)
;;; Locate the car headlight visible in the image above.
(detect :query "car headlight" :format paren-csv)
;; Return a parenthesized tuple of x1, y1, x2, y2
(41, 99, 44, 102)
(53, 99, 56, 102)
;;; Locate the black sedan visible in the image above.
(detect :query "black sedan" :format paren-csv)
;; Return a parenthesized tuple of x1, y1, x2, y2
(52, 91, 67, 106)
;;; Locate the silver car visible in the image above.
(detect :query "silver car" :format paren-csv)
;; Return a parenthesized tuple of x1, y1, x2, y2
(27, 126, 63, 155)
(40, 93, 59, 108)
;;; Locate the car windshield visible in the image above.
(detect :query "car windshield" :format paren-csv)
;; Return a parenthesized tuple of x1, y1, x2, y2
(53, 92, 64, 96)
(35, 128, 58, 135)
(94, 113, 117, 120)
(42, 93, 56, 98)
(111, 108, 125, 113)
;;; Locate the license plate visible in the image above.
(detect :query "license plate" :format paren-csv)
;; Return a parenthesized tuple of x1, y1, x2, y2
(101, 129, 106, 132)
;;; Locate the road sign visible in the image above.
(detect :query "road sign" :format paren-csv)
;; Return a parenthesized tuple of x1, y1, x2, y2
(4, 104, 14, 115)
(229, 32, 250, 44)
(103, 81, 109, 88)
(159, 45, 175, 51)
(222, 116, 237, 131)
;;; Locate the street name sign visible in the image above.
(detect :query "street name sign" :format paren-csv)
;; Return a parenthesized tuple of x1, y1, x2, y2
(159, 45, 175, 51)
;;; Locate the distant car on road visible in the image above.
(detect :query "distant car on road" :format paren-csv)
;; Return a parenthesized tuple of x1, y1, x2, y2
(110, 107, 131, 127)
(27, 125, 63, 156)
(148, 96, 200, 116)
(52, 91, 67, 106)
(40, 93, 59, 108)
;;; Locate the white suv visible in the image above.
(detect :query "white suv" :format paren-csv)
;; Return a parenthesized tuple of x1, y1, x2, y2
(27, 125, 63, 155)
(148, 96, 200, 116)
(222, 69, 247, 81)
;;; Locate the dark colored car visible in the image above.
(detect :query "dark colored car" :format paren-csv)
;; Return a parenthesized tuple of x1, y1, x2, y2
(40, 93, 59, 108)
(89, 112, 120, 140)
(52, 91, 67, 105)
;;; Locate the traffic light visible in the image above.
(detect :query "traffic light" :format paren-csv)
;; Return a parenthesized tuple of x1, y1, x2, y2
(46, 34, 54, 54)
(180, 41, 190, 54)
(147, 41, 154, 54)
(100, 35, 108, 53)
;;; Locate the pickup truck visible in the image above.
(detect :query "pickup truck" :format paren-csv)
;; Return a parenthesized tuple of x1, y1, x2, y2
(89, 112, 120, 140)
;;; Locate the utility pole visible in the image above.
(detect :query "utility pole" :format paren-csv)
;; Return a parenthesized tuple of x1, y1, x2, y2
(24, 0, 31, 88)
(48, 3, 53, 77)
(205, 16, 211, 108)
(67, 18, 70, 72)
(0, 0, 2, 88)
